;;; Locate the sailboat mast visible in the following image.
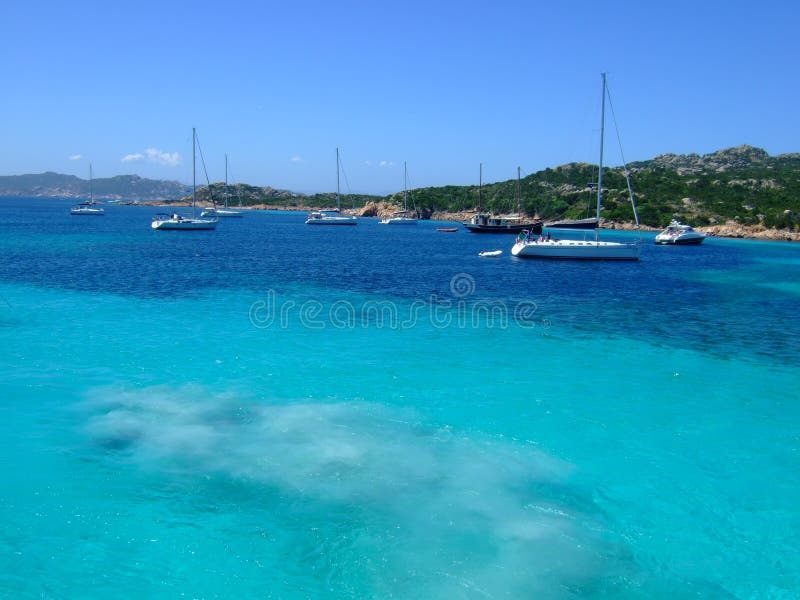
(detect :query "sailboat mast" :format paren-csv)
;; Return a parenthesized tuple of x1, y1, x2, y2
(224, 153, 228, 208)
(336, 147, 341, 211)
(479, 163, 482, 212)
(596, 73, 606, 241)
(516, 166, 521, 215)
(404, 161, 408, 211)
(89, 164, 93, 204)
(192, 127, 196, 217)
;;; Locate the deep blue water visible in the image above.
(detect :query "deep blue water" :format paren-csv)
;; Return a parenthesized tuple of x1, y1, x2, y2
(1, 197, 799, 598)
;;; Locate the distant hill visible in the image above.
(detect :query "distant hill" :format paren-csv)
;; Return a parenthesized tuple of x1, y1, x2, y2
(3, 146, 799, 230)
(0, 172, 189, 201)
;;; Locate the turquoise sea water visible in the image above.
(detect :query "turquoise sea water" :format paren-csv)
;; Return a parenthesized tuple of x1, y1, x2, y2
(1, 198, 799, 598)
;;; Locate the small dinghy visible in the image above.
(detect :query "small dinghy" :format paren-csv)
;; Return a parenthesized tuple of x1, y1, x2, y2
(437, 227, 458, 232)
(479, 250, 503, 257)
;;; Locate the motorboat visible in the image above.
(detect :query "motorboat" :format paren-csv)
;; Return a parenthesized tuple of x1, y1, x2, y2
(654, 220, 706, 245)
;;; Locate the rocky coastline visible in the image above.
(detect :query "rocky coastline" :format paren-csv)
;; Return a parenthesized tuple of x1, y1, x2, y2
(144, 200, 799, 242)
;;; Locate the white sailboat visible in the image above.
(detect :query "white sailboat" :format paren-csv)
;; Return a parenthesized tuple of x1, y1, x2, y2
(305, 148, 358, 225)
(70, 165, 104, 215)
(512, 73, 640, 260)
(380, 162, 418, 225)
(152, 128, 218, 231)
(201, 154, 243, 218)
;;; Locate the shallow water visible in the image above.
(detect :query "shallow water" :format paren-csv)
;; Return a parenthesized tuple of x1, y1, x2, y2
(1, 198, 798, 598)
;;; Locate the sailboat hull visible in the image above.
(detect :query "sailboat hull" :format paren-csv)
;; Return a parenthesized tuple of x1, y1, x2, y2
(70, 207, 104, 215)
(201, 209, 243, 218)
(380, 217, 418, 225)
(464, 222, 536, 233)
(305, 217, 357, 225)
(544, 217, 599, 230)
(511, 239, 639, 260)
(152, 217, 217, 230)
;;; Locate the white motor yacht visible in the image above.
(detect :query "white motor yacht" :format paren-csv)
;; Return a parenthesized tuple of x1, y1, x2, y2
(654, 220, 706, 245)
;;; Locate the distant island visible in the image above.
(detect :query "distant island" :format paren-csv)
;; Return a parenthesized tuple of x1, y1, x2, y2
(2, 145, 798, 240)
(0, 172, 189, 202)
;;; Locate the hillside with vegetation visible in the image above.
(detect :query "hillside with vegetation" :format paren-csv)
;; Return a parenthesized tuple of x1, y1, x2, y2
(4, 146, 799, 232)
(191, 145, 799, 232)
(389, 145, 800, 231)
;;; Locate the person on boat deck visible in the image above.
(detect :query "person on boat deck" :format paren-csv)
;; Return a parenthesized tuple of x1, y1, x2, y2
(546, 232, 551, 241)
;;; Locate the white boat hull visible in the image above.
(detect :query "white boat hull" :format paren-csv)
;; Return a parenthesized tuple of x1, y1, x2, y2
(379, 217, 418, 225)
(512, 239, 639, 260)
(654, 234, 704, 245)
(152, 217, 218, 230)
(306, 216, 357, 225)
(201, 209, 243, 218)
(70, 207, 104, 215)
(654, 220, 705, 245)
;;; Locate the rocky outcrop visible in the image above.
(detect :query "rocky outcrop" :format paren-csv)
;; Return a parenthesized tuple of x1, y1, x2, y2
(641, 145, 771, 175)
(699, 221, 800, 241)
(358, 201, 399, 217)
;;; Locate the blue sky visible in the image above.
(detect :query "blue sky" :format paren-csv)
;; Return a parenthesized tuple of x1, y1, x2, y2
(1, 0, 798, 195)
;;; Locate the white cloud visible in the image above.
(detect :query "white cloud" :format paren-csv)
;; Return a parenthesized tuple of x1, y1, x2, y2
(379, 160, 394, 168)
(145, 148, 181, 166)
(290, 156, 303, 163)
(69, 154, 82, 161)
(121, 148, 181, 166)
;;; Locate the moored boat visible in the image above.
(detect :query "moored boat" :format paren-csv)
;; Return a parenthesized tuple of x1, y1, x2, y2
(512, 74, 640, 261)
(654, 220, 705, 245)
(306, 208, 357, 225)
(306, 148, 358, 226)
(544, 216, 598, 230)
(70, 165, 104, 215)
(380, 162, 418, 225)
(201, 154, 243, 218)
(463, 166, 541, 233)
(153, 128, 217, 231)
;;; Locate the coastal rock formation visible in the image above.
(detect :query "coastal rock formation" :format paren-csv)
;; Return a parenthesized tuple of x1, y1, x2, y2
(699, 221, 800, 241)
(644, 145, 771, 175)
